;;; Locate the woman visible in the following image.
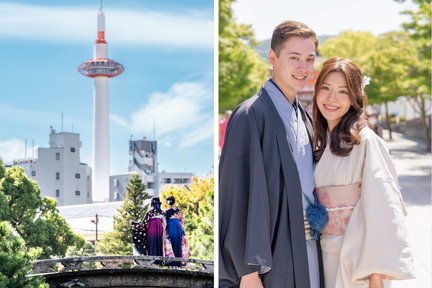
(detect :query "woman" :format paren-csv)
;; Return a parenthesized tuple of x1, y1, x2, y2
(165, 196, 189, 266)
(312, 58, 415, 287)
(132, 197, 167, 263)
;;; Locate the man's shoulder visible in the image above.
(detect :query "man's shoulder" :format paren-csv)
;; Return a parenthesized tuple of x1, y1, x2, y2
(234, 89, 272, 117)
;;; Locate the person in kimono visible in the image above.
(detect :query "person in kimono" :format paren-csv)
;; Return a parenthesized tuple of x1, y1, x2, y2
(165, 195, 189, 266)
(219, 20, 324, 288)
(132, 197, 167, 263)
(312, 58, 415, 288)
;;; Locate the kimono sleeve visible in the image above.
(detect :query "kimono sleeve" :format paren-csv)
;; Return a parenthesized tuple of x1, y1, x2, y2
(219, 106, 273, 281)
(245, 108, 273, 274)
(338, 133, 415, 285)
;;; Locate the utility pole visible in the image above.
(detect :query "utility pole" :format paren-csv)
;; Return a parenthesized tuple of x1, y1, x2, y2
(91, 213, 99, 251)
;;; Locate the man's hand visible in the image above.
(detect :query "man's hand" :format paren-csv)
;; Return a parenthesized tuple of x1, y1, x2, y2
(240, 272, 264, 288)
(369, 274, 384, 288)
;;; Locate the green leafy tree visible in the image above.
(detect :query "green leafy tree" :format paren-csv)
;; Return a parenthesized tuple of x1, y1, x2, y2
(188, 189, 214, 259)
(24, 197, 85, 258)
(0, 164, 84, 259)
(395, 0, 431, 150)
(161, 177, 214, 260)
(319, 31, 376, 68)
(0, 221, 48, 288)
(219, 0, 269, 112)
(97, 174, 149, 255)
(366, 31, 418, 139)
(67, 241, 96, 257)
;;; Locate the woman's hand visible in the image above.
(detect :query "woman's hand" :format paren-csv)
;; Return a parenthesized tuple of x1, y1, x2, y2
(240, 272, 264, 288)
(369, 274, 384, 288)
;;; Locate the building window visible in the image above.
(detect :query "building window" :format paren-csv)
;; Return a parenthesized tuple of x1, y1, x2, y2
(70, 147, 76, 153)
(56, 152, 60, 160)
(56, 172, 60, 180)
(75, 190, 80, 196)
(75, 173, 80, 179)
(56, 189, 60, 197)
(31, 171, 36, 176)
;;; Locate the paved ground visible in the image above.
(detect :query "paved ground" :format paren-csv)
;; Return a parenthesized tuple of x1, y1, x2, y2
(382, 130, 431, 288)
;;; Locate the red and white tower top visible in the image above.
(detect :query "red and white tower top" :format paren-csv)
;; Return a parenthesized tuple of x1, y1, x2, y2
(78, 5, 124, 78)
(78, 4, 123, 202)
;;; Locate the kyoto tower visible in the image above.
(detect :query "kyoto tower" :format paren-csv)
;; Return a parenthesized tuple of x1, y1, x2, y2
(78, 5, 124, 202)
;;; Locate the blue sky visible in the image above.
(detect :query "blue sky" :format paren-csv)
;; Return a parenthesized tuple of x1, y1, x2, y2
(233, 0, 415, 40)
(0, 0, 214, 177)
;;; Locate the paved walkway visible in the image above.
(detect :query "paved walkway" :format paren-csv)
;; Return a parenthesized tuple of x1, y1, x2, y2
(383, 131, 431, 288)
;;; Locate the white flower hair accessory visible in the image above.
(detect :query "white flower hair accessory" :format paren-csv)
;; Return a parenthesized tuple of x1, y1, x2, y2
(361, 75, 371, 90)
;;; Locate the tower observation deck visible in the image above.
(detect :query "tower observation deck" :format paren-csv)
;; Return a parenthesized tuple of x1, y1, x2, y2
(78, 5, 124, 202)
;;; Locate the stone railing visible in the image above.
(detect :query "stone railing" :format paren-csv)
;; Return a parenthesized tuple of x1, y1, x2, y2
(29, 256, 214, 288)
(30, 255, 213, 275)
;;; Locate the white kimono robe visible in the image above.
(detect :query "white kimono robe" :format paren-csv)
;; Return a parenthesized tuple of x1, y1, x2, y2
(314, 127, 415, 288)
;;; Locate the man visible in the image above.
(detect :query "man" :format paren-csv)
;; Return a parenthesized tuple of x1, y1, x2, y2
(219, 20, 323, 287)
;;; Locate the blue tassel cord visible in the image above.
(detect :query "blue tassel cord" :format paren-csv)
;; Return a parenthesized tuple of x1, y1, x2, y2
(304, 189, 328, 240)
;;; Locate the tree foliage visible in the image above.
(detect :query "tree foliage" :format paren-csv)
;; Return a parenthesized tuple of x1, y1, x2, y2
(366, 31, 417, 104)
(161, 177, 214, 260)
(395, 0, 432, 150)
(319, 31, 376, 67)
(0, 221, 48, 288)
(0, 163, 84, 259)
(219, 0, 269, 112)
(97, 174, 149, 255)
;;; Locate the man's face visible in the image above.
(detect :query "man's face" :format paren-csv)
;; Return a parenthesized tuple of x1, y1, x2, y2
(269, 37, 316, 99)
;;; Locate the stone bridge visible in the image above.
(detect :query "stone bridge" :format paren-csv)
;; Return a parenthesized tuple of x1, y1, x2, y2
(29, 256, 214, 288)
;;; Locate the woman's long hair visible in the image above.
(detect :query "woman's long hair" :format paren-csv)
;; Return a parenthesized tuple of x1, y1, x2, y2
(312, 58, 368, 162)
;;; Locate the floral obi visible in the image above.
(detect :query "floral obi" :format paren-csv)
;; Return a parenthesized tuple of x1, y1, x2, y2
(315, 183, 361, 235)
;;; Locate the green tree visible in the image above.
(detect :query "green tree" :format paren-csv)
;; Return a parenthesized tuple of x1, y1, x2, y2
(97, 174, 149, 255)
(67, 241, 96, 257)
(24, 197, 85, 259)
(161, 177, 214, 260)
(188, 189, 214, 259)
(319, 31, 376, 68)
(219, 0, 269, 112)
(0, 221, 48, 288)
(0, 164, 84, 259)
(395, 0, 431, 150)
(366, 31, 418, 139)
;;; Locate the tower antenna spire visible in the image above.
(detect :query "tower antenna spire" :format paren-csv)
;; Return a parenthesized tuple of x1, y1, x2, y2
(78, 4, 124, 203)
(99, 0, 103, 12)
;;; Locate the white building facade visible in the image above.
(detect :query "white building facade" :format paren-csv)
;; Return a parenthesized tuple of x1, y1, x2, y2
(109, 138, 194, 201)
(14, 128, 92, 206)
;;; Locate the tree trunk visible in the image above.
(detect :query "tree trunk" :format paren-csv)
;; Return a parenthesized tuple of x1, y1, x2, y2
(385, 101, 393, 140)
(407, 94, 431, 152)
(419, 95, 431, 152)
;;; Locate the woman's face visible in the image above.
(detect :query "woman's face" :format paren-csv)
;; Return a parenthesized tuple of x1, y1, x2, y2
(316, 71, 352, 131)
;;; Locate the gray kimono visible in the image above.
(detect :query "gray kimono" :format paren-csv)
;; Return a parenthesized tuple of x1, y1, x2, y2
(219, 85, 324, 287)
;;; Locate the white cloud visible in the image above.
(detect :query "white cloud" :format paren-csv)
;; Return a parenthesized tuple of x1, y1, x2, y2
(111, 81, 213, 148)
(0, 3, 213, 49)
(110, 114, 129, 129)
(0, 138, 38, 163)
(179, 118, 214, 149)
